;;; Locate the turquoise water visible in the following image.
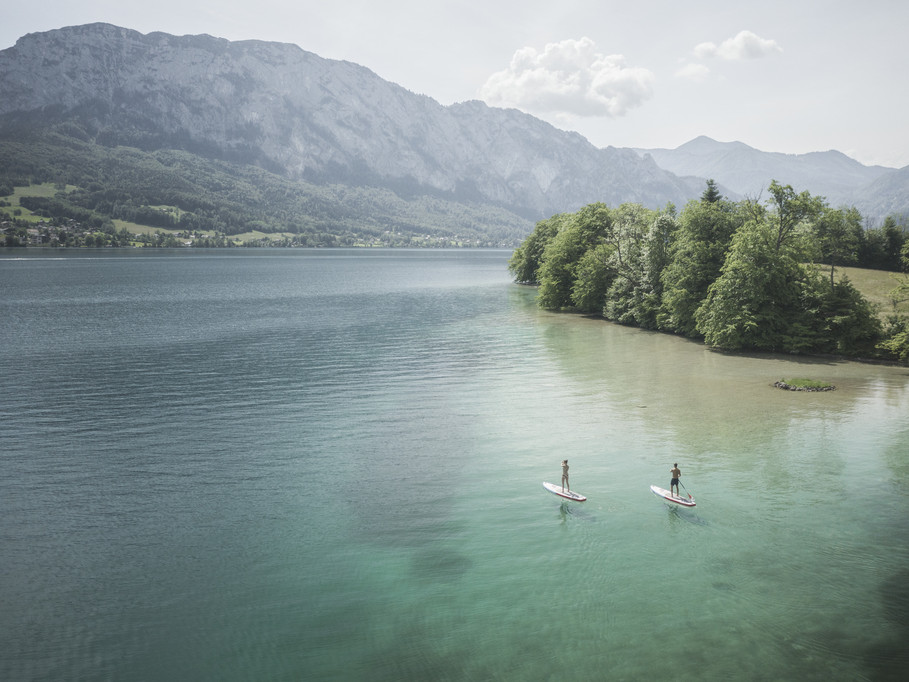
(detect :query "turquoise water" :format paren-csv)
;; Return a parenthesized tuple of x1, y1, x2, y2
(1, 249, 907, 681)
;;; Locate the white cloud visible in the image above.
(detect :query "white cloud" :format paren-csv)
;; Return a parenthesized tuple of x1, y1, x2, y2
(675, 62, 710, 81)
(694, 30, 782, 60)
(478, 37, 654, 118)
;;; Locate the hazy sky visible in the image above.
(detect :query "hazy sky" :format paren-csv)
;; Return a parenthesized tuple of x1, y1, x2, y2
(3, 0, 908, 168)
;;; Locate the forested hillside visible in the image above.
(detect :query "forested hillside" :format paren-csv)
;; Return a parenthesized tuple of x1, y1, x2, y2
(509, 180, 909, 364)
(0, 133, 530, 247)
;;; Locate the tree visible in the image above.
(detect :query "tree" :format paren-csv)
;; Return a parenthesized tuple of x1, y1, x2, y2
(878, 316, 909, 364)
(537, 204, 612, 310)
(766, 180, 824, 251)
(701, 178, 722, 203)
(881, 216, 907, 271)
(814, 276, 882, 355)
(571, 243, 615, 313)
(508, 214, 563, 284)
(812, 206, 861, 288)
(604, 212, 676, 329)
(659, 191, 740, 336)
(599, 204, 661, 325)
(695, 218, 818, 351)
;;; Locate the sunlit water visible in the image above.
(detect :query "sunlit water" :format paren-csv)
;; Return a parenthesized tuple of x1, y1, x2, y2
(1, 248, 907, 681)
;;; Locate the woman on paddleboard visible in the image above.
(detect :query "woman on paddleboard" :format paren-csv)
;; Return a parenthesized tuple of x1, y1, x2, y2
(561, 460, 570, 492)
(670, 463, 681, 497)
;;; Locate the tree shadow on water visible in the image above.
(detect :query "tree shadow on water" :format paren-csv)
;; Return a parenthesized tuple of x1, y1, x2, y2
(864, 568, 909, 680)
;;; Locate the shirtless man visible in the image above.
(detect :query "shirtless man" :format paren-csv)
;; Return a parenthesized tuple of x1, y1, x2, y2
(561, 460, 570, 492)
(669, 463, 681, 497)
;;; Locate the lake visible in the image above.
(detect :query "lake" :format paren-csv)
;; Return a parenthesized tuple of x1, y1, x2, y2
(1, 248, 907, 681)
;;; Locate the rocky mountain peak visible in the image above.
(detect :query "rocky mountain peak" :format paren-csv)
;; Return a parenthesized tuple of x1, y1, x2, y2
(0, 23, 700, 220)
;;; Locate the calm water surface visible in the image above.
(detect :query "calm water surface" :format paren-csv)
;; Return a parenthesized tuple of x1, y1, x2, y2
(1, 248, 907, 681)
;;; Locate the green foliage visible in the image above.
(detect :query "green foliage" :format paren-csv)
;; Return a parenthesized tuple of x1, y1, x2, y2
(571, 243, 615, 313)
(877, 316, 909, 364)
(812, 206, 862, 286)
(695, 219, 816, 351)
(537, 204, 611, 310)
(512, 177, 899, 360)
(701, 179, 722, 203)
(508, 214, 563, 283)
(814, 276, 883, 355)
(601, 205, 674, 329)
(659, 194, 741, 336)
(782, 378, 834, 389)
(766, 179, 825, 251)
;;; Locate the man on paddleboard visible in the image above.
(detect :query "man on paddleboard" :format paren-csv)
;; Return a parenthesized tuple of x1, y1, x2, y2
(670, 463, 681, 497)
(561, 460, 570, 492)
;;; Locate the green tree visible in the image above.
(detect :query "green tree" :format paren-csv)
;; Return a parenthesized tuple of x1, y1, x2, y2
(766, 180, 825, 251)
(812, 206, 861, 288)
(571, 243, 615, 312)
(508, 214, 563, 284)
(881, 216, 907, 271)
(604, 210, 676, 328)
(659, 191, 740, 336)
(814, 276, 882, 355)
(537, 204, 612, 310)
(701, 178, 722, 203)
(695, 218, 818, 351)
(878, 316, 909, 364)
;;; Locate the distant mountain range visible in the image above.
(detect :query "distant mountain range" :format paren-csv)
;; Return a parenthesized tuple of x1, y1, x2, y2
(0, 23, 906, 241)
(634, 136, 905, 223)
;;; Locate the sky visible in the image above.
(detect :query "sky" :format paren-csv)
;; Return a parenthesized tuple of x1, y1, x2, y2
(3, 0, 909, 168)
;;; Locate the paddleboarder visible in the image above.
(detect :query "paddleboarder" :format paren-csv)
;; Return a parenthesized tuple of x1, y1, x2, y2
(561, 459, 570, 492)
(669, 463, 681, 497)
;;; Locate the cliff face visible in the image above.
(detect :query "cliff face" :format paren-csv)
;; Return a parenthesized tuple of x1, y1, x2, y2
(0, 23, 699, 218)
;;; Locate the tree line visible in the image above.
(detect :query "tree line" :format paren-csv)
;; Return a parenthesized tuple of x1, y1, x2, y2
(509, 180, 909, 364)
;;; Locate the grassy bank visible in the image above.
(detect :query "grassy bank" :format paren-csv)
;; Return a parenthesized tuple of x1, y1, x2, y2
(835, 265, 908, 317)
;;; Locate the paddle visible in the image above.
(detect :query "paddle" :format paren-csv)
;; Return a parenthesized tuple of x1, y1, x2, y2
(678, 479, 693, 500)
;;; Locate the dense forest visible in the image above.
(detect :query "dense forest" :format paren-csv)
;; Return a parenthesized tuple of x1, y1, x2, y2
(509, 180, 909, 364)
(0, 130, 530, 247)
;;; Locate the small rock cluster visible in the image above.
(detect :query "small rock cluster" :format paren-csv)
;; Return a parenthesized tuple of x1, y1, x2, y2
(773, 380, 836, 392)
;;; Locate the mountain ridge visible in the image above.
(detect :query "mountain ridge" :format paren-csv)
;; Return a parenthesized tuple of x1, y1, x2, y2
(0, 23, 905, 238)
(0, 23, 699, 223)
(633, 135, 903, 222)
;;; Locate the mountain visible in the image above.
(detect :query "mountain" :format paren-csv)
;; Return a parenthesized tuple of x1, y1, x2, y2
(2, 25, 903, 244)
(851, 165, 909, 220)
(0, 23, 701, 243)
(635, 136, 906, 224)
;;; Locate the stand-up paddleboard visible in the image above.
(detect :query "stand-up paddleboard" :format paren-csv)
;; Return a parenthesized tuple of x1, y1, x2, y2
(543, 481, 587, 502)
(650, 484, 695, 507)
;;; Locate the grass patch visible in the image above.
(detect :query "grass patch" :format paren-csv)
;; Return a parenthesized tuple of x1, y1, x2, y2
(781, 378, 834, 389)
(112, 219, 219, 238)
(113, 219, 169, 235)
(834, 265, 909, 317)
(9, 182, 78, 201)
(1, 183, 79, 224)
(232, 229, 293, 241)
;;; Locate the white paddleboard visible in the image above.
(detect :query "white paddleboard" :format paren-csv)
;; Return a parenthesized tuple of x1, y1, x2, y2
(543, 481, 587, 502)
(650, 484, 696, 507)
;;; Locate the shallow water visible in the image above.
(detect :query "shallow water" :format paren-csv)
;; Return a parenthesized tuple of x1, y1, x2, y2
(1, 248, 907, 681)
